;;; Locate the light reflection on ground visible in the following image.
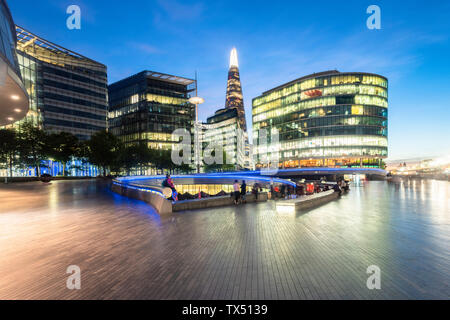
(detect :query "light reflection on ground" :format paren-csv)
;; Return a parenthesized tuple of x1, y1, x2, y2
(0, 179, 448, 299)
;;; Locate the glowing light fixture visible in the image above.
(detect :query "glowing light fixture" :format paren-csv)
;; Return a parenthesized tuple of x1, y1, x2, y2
(7, 117, 14, 121)
(14, 108, 21, 113)
(189, 97, 204, 105)
(11, 95, 20, 100)
(229, 47, 239, 68)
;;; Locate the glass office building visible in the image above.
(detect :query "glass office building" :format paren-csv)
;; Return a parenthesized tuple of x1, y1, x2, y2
(12, 51, 41, 127)
(202, 107, 247, 170)
(0, 0, 29, 125)
(252, 70, 388, 168)
(15, 26, 108, 140)
(200, 48, 252, 171)
(108, 71, 195, 151)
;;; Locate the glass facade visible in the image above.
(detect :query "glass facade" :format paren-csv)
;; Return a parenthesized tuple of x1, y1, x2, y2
(225, 48, 247, 131)
(203, 48, 251, 170)
(252, 71, 388, 168)
(0, 0, 29, 126)
(108, 70, 195, 151)
(202, 107, 247, 170)
(15, 26, 108, 140)
(11, 51, 41, 127)
(0, 0, 18, 73)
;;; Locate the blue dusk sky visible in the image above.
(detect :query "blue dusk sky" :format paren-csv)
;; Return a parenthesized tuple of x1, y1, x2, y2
(8, 0, 450, 160)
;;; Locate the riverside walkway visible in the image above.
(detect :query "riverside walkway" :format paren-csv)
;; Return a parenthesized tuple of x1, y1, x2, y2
(0, 179, 448, 299)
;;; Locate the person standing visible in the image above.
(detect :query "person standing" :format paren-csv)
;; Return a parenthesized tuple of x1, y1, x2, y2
(280, 184, 286, 199)
(240, 180, 247, 203)
(252, 183, 260, 200)
(233, 180, 240, 204)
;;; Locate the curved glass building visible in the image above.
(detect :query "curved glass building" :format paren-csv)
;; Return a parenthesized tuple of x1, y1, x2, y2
(0, 0, 28, 125)
(252, 70, 388, 168)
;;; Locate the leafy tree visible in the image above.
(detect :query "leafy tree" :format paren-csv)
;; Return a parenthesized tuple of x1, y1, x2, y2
(0, 129, 20, 181)
(118, 143, 153, 176)
(17, 121, 48, 176)
(204, 150, 236, 173)
(47, 132, 79, 176)
(86, 130, 122, 176)
(72, 141, 92, 176)
(150, 149, 177, 174)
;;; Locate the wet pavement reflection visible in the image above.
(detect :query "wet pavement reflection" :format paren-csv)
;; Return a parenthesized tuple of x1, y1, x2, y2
(0, 179, 448, 299)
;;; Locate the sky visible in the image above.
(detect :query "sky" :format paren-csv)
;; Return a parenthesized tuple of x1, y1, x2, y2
(8, 0, 450, 160)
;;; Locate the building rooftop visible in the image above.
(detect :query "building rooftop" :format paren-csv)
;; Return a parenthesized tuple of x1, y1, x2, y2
(144, 71, 195, 85)
(206, 107, 238, 124)
(261, 70, 340, 95)
(260, 70, 387, 96)
(109, 70, 195, 88)
(15, 25, 106, 70)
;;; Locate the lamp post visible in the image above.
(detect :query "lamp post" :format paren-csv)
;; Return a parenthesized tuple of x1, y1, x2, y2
(188, 96, 204, 173)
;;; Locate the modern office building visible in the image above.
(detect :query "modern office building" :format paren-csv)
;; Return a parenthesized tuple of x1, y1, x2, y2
(200, 48, 252, 170)
(202, 107, 246, 169)
(0, 0, 29, 126)
(14, 26, 108, 140)
(13, 50, 41, 127)
(252, 70, 388, 168)
(108, 71, 196, 151)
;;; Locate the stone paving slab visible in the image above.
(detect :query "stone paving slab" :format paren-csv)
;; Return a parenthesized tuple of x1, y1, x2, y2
(0, 179, 448, 299)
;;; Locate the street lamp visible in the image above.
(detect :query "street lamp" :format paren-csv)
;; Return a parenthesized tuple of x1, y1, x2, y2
(189, 96, 204, 173)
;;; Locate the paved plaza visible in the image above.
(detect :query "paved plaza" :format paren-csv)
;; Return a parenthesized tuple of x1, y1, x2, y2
(0, 179, 448, 299)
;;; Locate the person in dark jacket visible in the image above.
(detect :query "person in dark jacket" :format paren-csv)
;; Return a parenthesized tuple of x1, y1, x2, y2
(252, 183, 260, 200)
(280, 184, 286, 198)
(163, 174, 178, 201)
(333, 183, 342, 196)
(240, 180, 247, 203)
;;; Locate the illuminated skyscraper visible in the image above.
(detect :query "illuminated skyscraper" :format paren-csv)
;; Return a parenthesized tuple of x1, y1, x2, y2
(225, 48, 247, 132)
(252, 70, 388, 169)
(200, 48, 253, 170)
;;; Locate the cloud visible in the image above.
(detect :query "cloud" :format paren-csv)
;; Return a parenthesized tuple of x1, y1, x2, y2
(156, 0, 204, 21)
(129, 42, 163, 55)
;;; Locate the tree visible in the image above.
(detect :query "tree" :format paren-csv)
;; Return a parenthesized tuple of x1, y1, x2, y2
(150, 149, 176, 174)
(204, 150, 236, 173)
(86, 130, 122, 176)
(118, 143, 153, 176)
(47, 132, 79, 176)
(0, 129, 20, 182)
(17, 121, 48, 177)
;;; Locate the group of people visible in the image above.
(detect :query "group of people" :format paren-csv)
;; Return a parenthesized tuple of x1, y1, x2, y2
(270, 179, 350, 199)
(270, 184, 296, 199)
(162, 174, 349, 203)
(162, 175, 263, 204)
(231, 180, 263, 204)
(332, 179, 349, 195)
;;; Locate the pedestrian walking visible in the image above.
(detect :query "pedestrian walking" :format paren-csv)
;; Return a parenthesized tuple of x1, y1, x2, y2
(233, 180, 240, 204)
(252, 183, 260, 200)
(240, 180, 247, 203)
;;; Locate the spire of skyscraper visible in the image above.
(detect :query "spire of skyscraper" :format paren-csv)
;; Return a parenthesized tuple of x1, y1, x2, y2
(225, 47, 246, 131)
(230, 47, 239, 68)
